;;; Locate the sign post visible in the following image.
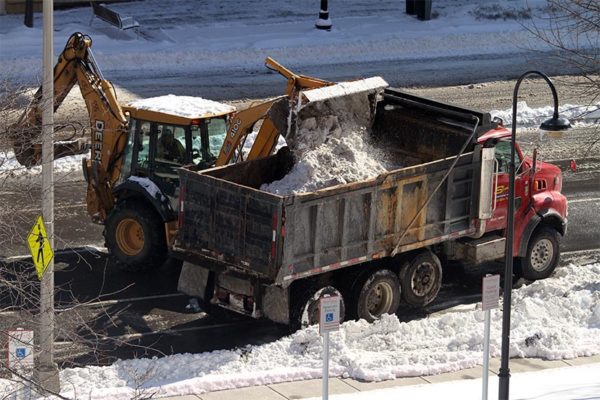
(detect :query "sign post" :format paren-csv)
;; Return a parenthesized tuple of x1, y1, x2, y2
(7, 329, 34, 375)
(481, 274, 500, 400)
(319, 295, 340, 400)
(7, 329, 34, 400)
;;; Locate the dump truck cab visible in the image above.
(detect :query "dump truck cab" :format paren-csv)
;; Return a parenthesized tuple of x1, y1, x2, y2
(476, 124, 567, 279)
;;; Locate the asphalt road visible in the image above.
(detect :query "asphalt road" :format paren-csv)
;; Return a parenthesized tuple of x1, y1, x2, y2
(107, 51, 581, 101)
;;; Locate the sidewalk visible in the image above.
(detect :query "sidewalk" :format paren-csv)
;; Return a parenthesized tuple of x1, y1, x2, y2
(162, 354, 600, 399)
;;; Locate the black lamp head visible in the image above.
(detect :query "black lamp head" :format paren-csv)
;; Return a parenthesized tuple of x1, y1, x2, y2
(539, 116, 571, 132)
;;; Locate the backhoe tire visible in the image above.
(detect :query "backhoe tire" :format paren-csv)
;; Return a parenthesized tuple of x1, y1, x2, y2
(518, 226, 560, 281)
(289, 285, 345, 332)
(104, 200, 167, 272)
(355, 269, 401, 322)
(399, 251, 442, 308)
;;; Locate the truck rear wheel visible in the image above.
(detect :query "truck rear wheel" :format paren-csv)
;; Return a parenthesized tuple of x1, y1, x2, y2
(290, 285, 345, 331)
(518, 226, 560, 281)
(399, 251, 442, 307)
(355, 269, 401, 322)
(104, 200, 167, 272)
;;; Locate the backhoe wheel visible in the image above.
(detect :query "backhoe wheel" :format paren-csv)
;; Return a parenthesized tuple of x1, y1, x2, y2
(399, 251, 442, 307)
(104, 200, 167, 272)
(518, 226, 560, 281)
(355, 269, 401, 322)
(290, 285, 345, 332)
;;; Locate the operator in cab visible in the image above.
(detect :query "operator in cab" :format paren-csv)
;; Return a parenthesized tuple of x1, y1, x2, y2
(158, 129, 185, 163)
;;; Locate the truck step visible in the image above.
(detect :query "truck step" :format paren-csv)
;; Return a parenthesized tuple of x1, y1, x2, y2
(455, 235, 506, 264)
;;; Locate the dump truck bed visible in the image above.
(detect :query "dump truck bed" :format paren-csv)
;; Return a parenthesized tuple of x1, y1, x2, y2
(174, 88, 494, 286)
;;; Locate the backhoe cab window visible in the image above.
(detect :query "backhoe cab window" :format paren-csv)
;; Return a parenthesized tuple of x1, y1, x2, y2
(191, 118, 227, 167)
(157, 125, 186, 164)
(137, 122, 151, 169)
(208, 118, 227, 156)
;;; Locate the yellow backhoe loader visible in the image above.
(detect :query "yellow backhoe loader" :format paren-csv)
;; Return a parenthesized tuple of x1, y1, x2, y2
(10, 32, 384, 272)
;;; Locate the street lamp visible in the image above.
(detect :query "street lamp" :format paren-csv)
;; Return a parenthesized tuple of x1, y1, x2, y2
(498, 71, 571, 400)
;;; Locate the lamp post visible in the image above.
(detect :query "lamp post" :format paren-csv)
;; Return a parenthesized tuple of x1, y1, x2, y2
(498, 71, 571, 400)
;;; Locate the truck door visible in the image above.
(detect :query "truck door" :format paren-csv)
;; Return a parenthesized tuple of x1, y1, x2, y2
(486, 140, 530, 232)
(130, 120, 152, 177)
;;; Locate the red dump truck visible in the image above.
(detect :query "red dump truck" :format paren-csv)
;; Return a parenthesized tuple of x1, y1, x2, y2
(172, 88, 567, 329)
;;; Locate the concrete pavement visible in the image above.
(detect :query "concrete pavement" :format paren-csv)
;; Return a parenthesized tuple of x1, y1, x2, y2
(161, 354, 600, 399)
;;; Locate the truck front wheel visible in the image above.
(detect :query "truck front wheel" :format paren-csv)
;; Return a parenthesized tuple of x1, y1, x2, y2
(518, 226, 560, 281)
(290, 285, 345, 331)
(355, 269, 401, 322)
(399, 251, 442, 307)
(104, 200, 168, 272)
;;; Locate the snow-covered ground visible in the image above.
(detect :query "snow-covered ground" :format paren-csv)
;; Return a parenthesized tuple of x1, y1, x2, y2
(2, 262, 599, 399)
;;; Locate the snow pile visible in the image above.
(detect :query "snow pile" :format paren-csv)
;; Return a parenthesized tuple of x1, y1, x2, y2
(261, 92, 393, 195)
(2, 262, 597, 399)
(261, 127, 389, 195)
(127, 176, 167, 203)
(127, 95, 235, 118)
(0, 150, 87, 184)
(490, 101, 600, 128)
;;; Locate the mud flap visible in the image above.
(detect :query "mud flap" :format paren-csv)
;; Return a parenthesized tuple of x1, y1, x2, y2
(263, 285, 290, 325)
(177, 261, 210, 299)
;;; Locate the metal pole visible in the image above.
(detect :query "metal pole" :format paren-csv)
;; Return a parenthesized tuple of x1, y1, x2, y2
(482, 309, 491, 400)
(498, 70, 561, 400)
(24, 0, 34, 27)
(322, 331, 329, 400)
(497, 81, 518, 400)
(35, 0, 60, 393)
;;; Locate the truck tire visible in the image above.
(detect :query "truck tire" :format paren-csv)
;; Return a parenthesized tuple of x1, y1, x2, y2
(399, 251, 442, 307)
(355, 269, 401, 322)
(290, 285, 345, 332)
(518, 226, 560, 281)
(104, 200, 167, 272)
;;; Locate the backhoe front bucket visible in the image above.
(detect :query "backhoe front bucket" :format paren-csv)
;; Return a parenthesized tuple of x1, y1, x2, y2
(300, 76, 388, 104)
(284, 76, 388, 150)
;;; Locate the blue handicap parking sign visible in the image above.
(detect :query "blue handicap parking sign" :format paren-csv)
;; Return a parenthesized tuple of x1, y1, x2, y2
(15, 348, 27, 359)
(326, 312, 334, 322)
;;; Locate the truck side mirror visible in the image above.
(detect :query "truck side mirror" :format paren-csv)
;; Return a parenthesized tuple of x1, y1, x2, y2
(531, 148, 537, 175)
(570, 159, 577, 172)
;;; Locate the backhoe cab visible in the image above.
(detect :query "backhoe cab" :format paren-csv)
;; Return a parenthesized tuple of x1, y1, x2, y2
(101, 98, 234, 272)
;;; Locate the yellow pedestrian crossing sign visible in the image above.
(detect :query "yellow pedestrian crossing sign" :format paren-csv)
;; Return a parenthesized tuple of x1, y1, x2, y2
(26, 215, 54, 280)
